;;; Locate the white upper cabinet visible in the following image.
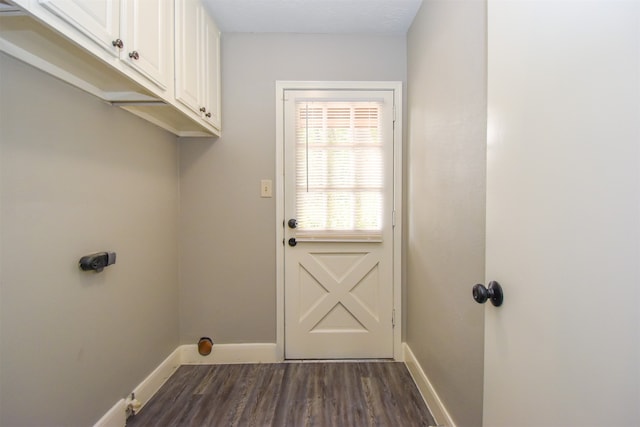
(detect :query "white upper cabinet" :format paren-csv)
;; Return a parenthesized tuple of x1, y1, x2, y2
(1, 0, 220, 136)
(201, 10, 220, 129)
(39, 0, 173, 92)
(120, 0, 173, 91)
(175, 0, 220, 130)
(175, 0, 203, 115)
(39, 0, 121, 57)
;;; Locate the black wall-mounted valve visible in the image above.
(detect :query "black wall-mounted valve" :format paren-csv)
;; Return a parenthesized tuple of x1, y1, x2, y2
(473, 281, 504, 307)
(79, 251, 116, 273)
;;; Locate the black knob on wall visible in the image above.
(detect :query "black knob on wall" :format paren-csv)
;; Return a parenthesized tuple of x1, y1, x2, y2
(79, 251, 116, 273)
(473, 281, 504, 307)
(288, 238, 297, 247)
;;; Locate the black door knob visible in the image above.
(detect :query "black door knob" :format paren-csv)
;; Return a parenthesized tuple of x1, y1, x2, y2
(288, 238, 297, 247)
(288, 219, 298, 229)
(472, 281, 504, 307)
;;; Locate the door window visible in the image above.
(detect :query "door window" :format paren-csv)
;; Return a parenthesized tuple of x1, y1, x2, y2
(295, 100, 386, 241)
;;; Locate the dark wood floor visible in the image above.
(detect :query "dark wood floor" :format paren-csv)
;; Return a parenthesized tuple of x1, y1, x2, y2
(127, 362, 436, 427)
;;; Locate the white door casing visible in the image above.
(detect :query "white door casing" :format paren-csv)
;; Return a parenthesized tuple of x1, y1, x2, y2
(484, 1, 640, 426)
(276, 81, 403, 361)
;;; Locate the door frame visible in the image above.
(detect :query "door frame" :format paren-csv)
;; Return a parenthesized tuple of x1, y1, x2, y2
(275, 81, 403, 361)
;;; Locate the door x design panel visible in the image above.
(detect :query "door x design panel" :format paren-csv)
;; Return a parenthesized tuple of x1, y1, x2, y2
(298, 251, 381, 334)
(285, 243, 393, 359)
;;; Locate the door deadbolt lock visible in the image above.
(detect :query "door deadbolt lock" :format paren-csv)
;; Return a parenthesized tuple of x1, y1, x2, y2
(288, 219, 298, 229)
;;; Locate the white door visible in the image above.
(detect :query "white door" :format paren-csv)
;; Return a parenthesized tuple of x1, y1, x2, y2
(484, 1, 639, 426)
(282, 88, 397, 359)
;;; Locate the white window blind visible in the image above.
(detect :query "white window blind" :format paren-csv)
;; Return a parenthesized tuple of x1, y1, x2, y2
(295, 100, 384, 240)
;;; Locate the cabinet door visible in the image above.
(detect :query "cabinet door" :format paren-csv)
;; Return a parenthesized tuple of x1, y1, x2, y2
(202, 12, 221, 129)
(121, 0, 173, 91)
(175, 0, 203, 115)
(39, 0, 120, 56)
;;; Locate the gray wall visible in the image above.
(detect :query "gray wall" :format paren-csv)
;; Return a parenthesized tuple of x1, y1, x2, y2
(0, 53, 180, 426)
(406, 2, 486, 427)
(179, 33, 406, 344)
(0, 14, 487, 425)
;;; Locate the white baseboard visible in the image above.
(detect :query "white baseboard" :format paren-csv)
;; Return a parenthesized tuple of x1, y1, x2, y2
(93, 398, 127, 427)
(179, 343, 279, 365)
(94, 343, 279, 427)
(403, 343, 456, 427)
(93, 346, 182, 427)
(131, 347, 183, 413)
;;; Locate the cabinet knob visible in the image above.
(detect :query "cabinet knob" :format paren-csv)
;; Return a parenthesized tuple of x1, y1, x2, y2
(128, 51, 139, 60)
(199, 107, 206, 113)
(206, 112, 212, 118)
(112, 38, 124, 49)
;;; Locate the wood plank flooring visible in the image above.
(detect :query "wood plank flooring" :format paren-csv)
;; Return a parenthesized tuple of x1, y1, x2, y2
(127, 362, 436, 427)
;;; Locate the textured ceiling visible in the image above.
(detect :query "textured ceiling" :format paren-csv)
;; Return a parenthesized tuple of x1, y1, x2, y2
(202, 0, 423, 34)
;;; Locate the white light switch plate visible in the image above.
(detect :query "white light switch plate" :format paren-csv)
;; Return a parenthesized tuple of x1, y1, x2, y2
(261, 179, 272, 198)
